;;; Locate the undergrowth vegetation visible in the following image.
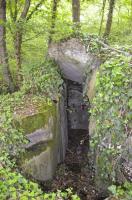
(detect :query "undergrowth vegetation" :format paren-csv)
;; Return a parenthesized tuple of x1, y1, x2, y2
(0, 168, 80, 200)
(0, 0, 132, 199)
(90, 54, 132, 198)
(0, 59, 62, 164)
(108, 182, 132, 200)
(0, 60, 70, 200)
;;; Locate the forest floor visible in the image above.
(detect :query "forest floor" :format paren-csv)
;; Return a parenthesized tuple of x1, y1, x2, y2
(41, 130, 103, 200)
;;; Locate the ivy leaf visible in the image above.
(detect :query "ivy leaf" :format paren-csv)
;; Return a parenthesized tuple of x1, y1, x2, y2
(108, 185, 117, 195)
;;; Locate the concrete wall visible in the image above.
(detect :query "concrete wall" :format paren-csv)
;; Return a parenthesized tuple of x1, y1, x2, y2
(14, 89, 68, 182)
(67, 80, 89, 130)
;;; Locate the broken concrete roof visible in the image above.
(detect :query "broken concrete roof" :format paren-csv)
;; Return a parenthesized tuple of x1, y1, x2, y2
(48, 38, 100, 83)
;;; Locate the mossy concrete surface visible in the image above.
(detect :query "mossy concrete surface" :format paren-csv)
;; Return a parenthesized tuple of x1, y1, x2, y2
(14, 99, 56, 134)
(14, 96, 67, 181)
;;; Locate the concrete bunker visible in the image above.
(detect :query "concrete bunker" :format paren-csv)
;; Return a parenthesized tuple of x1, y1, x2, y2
(14, 38, 131, 199)
(17, 38, 100, 183)
(48, 38, 100, 146)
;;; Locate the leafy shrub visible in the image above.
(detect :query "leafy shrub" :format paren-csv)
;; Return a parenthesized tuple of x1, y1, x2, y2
(0, 168, 43, 200)
(0, 168, 80, 200)
(0, 59, 63, 168)
(22, 59, 63, 100)
(0, 92, 26, 168)
(108, 182, 132, 200)
(91, 54, 132, 182)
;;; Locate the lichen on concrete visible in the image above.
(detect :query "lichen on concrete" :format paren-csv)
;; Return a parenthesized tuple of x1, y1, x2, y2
(13, 93, 68, 181)
(14, 97, 56, 134)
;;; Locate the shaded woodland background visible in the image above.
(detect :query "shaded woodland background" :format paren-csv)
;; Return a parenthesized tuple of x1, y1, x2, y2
(0, 0, 132, 92)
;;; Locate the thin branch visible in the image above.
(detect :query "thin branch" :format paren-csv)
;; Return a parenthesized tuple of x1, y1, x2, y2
(14, 0, 18, 21)
(20, 0, 31, 19)
(8, 0, 18, 22)
(22, 30, 46, 43)
(26, 0, 45, 21)
(8, 0, 14, 21)
(99, 0, 107, 36)
(95, 39, 132, 57)
(48, 0, 60, 44)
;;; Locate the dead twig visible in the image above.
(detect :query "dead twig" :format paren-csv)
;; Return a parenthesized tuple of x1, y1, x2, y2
(95, 39, 132, 57)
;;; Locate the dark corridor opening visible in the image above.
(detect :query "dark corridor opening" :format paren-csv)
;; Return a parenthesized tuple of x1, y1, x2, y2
(50, 80, 95, 200)
(41, 80, 100, 200)
(67, 79, 89, 131)
(66, 79, 90, 173)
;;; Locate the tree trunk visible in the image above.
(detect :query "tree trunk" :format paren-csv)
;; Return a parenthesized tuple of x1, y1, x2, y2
(99, 0, 107, 36)
(72, 0, 80, 23)
(14, 30, 23, 83)
(9, 0, 44, 84)
(0, 0, 14, 92)
(48, 0, 59, 44)
(14, 0, 30, 84)
(103, 0, 116, 39)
